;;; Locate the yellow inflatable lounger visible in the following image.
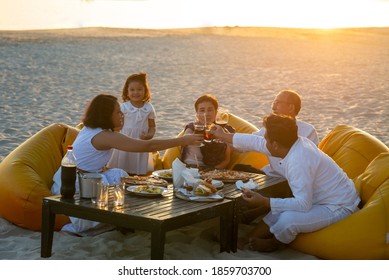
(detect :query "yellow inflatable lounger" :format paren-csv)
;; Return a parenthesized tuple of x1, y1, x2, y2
(0, 123, 78, 231)
(161, 113, 269, 170)
(291, 125, 389, 259)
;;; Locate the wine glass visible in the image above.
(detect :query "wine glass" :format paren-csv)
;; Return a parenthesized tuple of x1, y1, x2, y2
(194, 113, 206, 135)
(216, 108, 229, 127)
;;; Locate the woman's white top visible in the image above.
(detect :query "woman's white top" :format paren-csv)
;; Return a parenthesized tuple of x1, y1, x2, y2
(252, 119, 319, 177)
(51, 126, 128, 235)
(107, 101, 156, 174)
(233, 134, 360, 213)
(73, 127, 113, 173)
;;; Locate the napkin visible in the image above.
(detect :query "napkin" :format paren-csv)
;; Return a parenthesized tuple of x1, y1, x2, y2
(172, 158, 200, 188)
(235, 179, 258, 190)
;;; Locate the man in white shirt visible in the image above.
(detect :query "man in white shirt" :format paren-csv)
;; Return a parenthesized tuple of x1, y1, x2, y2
(212, 114, 360, 252)
(254, 89, 319, 177)
(235, 89, 319, 177)
(237, 89, 319, 224)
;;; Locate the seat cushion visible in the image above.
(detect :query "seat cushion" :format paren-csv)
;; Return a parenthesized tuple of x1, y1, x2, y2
(0, 123, 79, 231)
(290, 152, 389, 259)
(318, 124, 389, 179)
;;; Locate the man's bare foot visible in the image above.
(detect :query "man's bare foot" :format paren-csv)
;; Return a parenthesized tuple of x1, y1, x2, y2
(237, 237, 249, 250)
(248, 237, 284, 252)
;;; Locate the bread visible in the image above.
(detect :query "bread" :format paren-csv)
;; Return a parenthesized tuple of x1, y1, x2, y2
(193, 184, 216, 196)
(198, 180, 217, 192)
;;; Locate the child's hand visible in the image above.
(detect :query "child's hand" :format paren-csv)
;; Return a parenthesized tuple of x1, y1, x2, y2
(140, 131, 151, 140)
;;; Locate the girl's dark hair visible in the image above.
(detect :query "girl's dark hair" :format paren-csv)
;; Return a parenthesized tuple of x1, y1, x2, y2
(122, 72, 151, 102)
(82, 94, 118, 130)
(263, 113, 298, 149)
(194, 93, 219, 111)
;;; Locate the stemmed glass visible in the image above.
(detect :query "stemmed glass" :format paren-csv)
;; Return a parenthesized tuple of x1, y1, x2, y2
(215, 108, 229, 127)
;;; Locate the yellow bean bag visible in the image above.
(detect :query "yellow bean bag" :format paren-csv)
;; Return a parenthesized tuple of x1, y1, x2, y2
(0, 123, 79, 231)
(290, 125, 389, 259)
(318, 124, 389, 180)
(161, 113, 269, 170)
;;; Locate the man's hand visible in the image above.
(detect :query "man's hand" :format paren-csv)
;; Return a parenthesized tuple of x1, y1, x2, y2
(241, 188, 270, 208)
(210, 125, 234, 144)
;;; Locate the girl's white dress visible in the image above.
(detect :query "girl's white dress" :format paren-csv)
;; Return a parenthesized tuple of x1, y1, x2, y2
(107, 101, 156, 175)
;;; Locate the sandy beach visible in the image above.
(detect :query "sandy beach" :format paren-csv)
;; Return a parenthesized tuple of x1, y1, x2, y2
(0, 27, 388, 260)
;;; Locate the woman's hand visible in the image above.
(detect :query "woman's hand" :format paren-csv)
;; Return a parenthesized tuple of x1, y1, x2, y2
(180, 134, 204, 146)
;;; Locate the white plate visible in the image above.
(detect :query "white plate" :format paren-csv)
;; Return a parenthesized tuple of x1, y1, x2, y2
(127, 186, 168, 197)
(152, 169, 173, 180)
(175, 189, 224, 202)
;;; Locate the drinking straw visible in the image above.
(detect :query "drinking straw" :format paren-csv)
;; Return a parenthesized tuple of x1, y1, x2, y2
(194, 154, 199, 169)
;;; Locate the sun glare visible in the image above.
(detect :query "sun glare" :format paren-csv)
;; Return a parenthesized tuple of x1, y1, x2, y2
(0, 0, 388, 30)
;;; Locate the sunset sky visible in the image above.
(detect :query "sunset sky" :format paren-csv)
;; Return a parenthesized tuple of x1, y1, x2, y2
(1, 0, 389, 30)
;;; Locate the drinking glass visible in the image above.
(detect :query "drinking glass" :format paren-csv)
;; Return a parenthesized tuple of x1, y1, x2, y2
(204, 123, 214, 142)
(113, 182, 125, 206)
(193, 113, 206, 146)
(92, 181, 108, 207)
(216, 108, 229, 127)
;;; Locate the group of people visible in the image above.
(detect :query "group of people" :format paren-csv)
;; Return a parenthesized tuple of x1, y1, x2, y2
(52, 71, 360, 253)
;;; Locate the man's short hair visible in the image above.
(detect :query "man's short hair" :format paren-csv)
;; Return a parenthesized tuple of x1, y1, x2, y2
(279, 89, 301, 115)
(263, 113, 298, 149)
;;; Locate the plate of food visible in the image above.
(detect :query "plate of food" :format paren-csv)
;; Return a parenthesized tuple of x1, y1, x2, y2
(175, 183, 224, 202)
(127, 185, 168, 197)
(122, 175, 168, 187)
(152, 169, 173, 181)
(184, 178, 224, 191)
(200, 170, 251, 182)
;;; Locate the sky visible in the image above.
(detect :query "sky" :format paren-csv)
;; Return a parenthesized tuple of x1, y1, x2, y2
(1, 0, 389, 30)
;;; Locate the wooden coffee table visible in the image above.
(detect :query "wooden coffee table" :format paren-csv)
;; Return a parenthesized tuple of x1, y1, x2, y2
(41, 188, 233, 259)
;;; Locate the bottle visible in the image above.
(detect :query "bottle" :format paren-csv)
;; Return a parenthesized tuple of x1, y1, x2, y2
(60, 145, 77, 199)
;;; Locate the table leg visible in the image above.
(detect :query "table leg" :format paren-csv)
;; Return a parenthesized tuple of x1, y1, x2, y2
(230, 199, 240, 253)
(219, 203, 233, 253)
(150, 227, 165, 260)
(41, 199, 55, 258)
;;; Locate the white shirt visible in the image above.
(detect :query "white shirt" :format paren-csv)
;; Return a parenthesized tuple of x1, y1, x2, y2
(233, 134, 360, 213)
(72, 127, 113, 173)
(253, 119, 319, 177)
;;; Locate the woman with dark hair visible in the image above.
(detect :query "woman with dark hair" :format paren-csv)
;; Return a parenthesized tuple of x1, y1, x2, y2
(51, 93, 202, 234)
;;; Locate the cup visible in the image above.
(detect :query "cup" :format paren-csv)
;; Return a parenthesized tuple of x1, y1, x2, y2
(92, 181, 108, 207)
(204, 123, 214, 142)
(113, 182, 125, 206)
(216, 108, 229, 127)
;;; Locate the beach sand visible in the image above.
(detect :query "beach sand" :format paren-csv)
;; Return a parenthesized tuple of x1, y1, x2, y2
(0, 27, 388, 260)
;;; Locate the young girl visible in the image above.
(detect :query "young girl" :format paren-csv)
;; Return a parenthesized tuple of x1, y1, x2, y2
(107, 72, 157, 175)
(181, 94, 235, 170)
